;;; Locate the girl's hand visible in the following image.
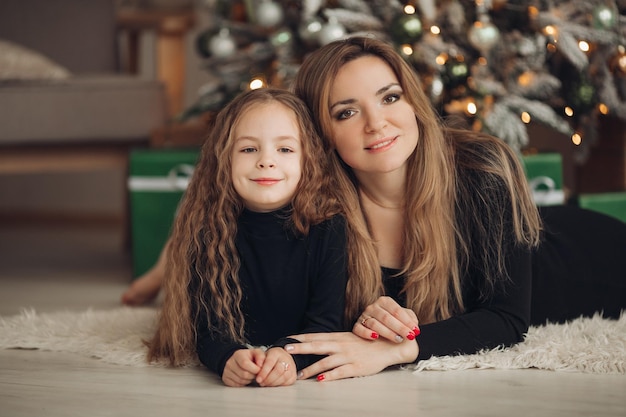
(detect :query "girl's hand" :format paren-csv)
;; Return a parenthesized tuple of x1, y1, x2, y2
(222, 348, 265, 387)
(353, 296, 420, 343)
(256, 347, 297, 387)
(285, 332, 418, 382)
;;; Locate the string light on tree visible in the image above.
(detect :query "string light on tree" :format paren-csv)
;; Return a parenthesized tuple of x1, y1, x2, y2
(249, 77, 266, 90)
(182, 0, 626, 160)
(610, 46, 626, 77)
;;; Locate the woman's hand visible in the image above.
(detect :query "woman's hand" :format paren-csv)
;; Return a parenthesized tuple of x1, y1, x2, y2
(353, 296, 420, 343)
(255, 347, 297, 387)
(285, 332, 418, 381)
(222, 348, 265, 387)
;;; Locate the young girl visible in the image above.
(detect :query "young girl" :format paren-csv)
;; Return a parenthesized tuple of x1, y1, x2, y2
(146, 88, 349, 388)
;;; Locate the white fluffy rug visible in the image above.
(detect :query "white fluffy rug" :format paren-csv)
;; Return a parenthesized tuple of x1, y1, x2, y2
(1, 308, 624, 373)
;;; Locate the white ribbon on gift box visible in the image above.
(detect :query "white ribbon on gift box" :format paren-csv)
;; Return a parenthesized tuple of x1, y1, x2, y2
(127, 164, 195, 192)
(529, 176, 565, 206)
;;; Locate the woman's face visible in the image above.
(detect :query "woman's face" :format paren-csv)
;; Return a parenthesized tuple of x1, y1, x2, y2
(328, 55, 419, 178)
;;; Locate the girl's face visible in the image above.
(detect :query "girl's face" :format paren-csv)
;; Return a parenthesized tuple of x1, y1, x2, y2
(328, 56, 419, 178)
(231, 102, 302, 212)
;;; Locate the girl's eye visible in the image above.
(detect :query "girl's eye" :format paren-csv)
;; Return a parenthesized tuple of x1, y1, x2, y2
(335, 109, 356, 120)
(278, 147, 294, 153)
(241, 147, 256, 153)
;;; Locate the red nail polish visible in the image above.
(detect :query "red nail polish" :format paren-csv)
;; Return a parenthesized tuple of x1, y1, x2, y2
(317, 374, 325, 382)
(413, 326, 421, 336)
(371, 332, 379, 339)
(407, 332, 415, 341)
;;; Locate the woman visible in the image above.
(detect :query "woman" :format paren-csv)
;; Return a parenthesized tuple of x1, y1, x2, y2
(124, 36, 626, 382)
(284, 36, 626, 381)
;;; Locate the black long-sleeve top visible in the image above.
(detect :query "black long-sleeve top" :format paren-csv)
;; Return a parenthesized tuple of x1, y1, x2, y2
(195, 208, 348, 376)
(385, 169, 626, 362)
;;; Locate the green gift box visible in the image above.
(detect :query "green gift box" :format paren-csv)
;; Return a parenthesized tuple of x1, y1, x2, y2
(128, 148, 200, 278)
(579, 192, 626, 223)
(521, 153, 565, 206)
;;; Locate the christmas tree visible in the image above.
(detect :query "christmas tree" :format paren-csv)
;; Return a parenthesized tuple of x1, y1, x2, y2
(184, 0, 626, 160)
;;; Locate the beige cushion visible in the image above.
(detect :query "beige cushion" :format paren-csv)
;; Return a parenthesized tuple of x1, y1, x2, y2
(0, 75, 166, 144)
(0, 39, 71, 80)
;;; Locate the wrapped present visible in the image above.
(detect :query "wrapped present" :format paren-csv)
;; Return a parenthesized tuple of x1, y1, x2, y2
(128, 149, 200, 278)
(522, 153, 565, 206)
(579, 192, 626, 223)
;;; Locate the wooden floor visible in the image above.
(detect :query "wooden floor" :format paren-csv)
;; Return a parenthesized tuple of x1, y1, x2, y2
(1, 223, 625, 417)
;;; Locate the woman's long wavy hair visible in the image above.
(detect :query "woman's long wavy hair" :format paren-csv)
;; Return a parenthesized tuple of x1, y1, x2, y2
(147, 88, 343, 366)
(293, 36, 541, 325)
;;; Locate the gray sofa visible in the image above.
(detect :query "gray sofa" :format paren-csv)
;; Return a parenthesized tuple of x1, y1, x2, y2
(0, 0, 167, 233)
(0, 0, 166, 166)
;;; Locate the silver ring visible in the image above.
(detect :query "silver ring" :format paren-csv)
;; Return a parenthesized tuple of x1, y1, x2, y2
(360, 315, 372, 327)
(280, 361, 289, 371)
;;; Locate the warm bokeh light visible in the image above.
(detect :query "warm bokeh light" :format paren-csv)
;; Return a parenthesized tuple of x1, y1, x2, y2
(572, 133, 582, 145)
(578, 41, 590, 52)
(544, 25, 557, 36)
(401, 44, 414, 55)
(403, 5, 416, 14)
(564, 106, 574, 117)
(521, 111, 531, 123)
(518, 71, 533, 86)
(598, 103, 609, 115)
(249, 78, 265, 90)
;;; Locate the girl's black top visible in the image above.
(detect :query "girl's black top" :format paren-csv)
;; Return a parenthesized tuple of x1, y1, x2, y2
(195, 208, 348, 375)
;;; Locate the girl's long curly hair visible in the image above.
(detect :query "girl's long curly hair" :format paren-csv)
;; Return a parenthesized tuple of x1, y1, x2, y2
(293, 36, 541, 326)
(147, 88, 343, 366)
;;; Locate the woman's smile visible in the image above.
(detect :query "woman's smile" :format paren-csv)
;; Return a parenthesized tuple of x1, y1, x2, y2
(365, 136, 398, 152)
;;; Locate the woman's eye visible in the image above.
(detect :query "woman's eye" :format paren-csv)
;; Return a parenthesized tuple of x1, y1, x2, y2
(336, 109, 356, 120)
(383, 93, 400, 104)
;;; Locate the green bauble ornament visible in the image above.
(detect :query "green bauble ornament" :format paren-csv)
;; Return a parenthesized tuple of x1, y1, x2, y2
(592, 4, 618, 30)
(569, 78, 596, 113)
(391, 13, 423, 44)
(299, 18, 323, 45)
(443, 57, 469, 88)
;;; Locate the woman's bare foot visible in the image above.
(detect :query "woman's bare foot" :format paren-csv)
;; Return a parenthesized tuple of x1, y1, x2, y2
(121, 269, 162, 306)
